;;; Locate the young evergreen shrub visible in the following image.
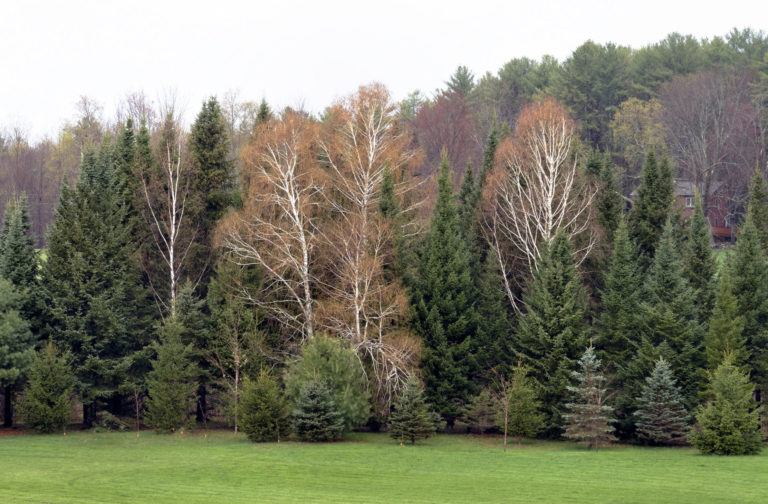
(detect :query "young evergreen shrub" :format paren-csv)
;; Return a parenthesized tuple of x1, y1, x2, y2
(284, 335, 369, 432)
(291, 378, 344, 442)
(564, 347, 616, 451)
(689, 356, 763, 455)
(501, 364, 543, 446)
(239, 370, 289, 442)
(634, 358, 689, 445)
(388, 380, 436, 444)
(18, 340, 75, 433)
(144, 323, 198, 433)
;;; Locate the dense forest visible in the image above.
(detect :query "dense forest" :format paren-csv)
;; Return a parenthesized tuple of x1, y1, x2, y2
(1, 28, 767, 453)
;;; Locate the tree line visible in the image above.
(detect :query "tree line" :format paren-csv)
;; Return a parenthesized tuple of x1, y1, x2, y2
(1, 29, 767, 455)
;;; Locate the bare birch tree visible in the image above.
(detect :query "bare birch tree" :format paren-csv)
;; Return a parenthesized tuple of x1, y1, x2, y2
(220, 112, 322, 342)
(318, 84, 421, 412)
(483, 98, 596, 310)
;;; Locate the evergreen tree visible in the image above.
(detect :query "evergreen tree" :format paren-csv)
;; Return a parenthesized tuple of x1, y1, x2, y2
(683, 190, 716, 319)
(477, 122, 499, 191)
(500, 364, 543, 446)
(284, 336, 370, 432)
(640, 221, 703, 409)
(705, 264, 747, 370)
(0, 194, 37, 288)
(689, 356, 763, 455)
(43, 140, 153, 427)
(18, 340, 75, 433)
(464, 389, 497, 434)
(564, 347, 616, 451)
(730, 214, 768, 400)
(747, 168, 768, 252)
(517, 232, 589, 437)
(410, 152, 478, 425)
(629, 150, 674, 270)
(387, 380, 437, 444)
(291, 378, 345, 442)
(144, 322, 198, 433)
(0, 279, 35, 427)
(634, 358, 690, 445)
(256, 99, 272, 124)
(597, 219, 643, 370)
(474, 250, 513, 379)
(587, 150, 622, 243)
(239, 370, 289, 442)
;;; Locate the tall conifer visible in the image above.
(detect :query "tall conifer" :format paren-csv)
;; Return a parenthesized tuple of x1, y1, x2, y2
(683, 190, 716, 320)
(629, 150, 674, 270)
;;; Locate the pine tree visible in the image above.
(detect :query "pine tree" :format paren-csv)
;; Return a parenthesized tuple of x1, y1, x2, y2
(0, 279, 35, 427)
(464, 389, 497, 434)
(629, 150, 674, 270)
(18, 340, 75, 433)
(689, 356, 763, 455)
(517, 232, 589, 437)
(705, 264, 748, 370)
(291, 378, 345, 442)
(144, 322, 198, 433)
(43, 140, 153, 427)
(597, 219, 643, 370)
(640, 221, 703, 409)
(500, 364, 543, 446)
(410, 152, 478, 424)
(730, 214, 768, 400)
(239, 370, 289, 442)
(474, 250, 512, 379)
(683, 190, 716, 319)
(388, 380, 437, 444)
(564, 347, 616, 451)
(634, 358, 690, 445)
(0, 194, 37, 288)
(587, 150, 622, 243)
(747, 168, 768, 251)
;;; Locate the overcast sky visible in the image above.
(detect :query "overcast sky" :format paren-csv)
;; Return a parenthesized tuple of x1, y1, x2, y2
(2, 0, 767, 140)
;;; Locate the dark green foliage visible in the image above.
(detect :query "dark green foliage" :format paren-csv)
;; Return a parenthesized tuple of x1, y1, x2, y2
(689, 356, 763, 455)
(730, 214, 768, 397)
(388, 380, 437, 444)
(517, 232, 589, 437)
(464, 389, 497, 434)
(683, 191, 716, 319)
(474, 250, 512, 379)
(0, 278, 36, 426)
(500, 364, 543, 444)
(239, 370, 289, 442)
(747, 168, 768, 252)
(291, 378, 345, 442)
(0, 194, 37, 288)
(410, 153, 478, 424)
(629, 150, 674, 270)
(145, 322, 198, 433)
(284, 336, 370, 432)
(639, 221, 703, 409)
(635, 358, 690, 445)
(18, 340, 75, 433)
(588, 151, 622, 243)
(597, 219, 643, 371)
(445, 65, 475, 95)
(43, 140, 153, 426)
(705, 264, 747, 370)
(564, 347, 616, 451)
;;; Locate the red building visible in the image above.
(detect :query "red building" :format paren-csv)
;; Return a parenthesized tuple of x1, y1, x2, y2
(673, 180, 733, 241)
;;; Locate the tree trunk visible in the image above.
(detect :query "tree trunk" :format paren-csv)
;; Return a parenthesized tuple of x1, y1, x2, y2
(196, 384, 207, 423)
(3, 385, 13, 428)
(82, 402, 95, 429)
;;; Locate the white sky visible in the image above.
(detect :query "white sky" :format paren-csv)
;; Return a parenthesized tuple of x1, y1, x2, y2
(2, 0, 767, 140)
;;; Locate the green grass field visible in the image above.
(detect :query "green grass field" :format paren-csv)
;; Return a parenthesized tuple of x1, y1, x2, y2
(0, 430, 765, 503)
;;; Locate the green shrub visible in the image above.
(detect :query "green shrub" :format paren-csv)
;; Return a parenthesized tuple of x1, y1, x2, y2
(388, 380, 436, 444)
(18, 340, 74, 433)
(291, 378, 344, 442)
(239, 370, 289, 442)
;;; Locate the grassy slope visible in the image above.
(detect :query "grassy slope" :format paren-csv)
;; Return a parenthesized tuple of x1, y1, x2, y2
(0, 431, 765, 503)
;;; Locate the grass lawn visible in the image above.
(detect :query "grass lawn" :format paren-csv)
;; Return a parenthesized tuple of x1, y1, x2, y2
(0, 430, 765, 503)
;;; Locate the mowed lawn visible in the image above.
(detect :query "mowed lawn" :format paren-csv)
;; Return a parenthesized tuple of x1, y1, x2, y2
(0, 431, 765, 503)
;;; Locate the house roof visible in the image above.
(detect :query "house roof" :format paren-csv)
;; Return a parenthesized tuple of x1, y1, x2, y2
(631, 179, 725, 198)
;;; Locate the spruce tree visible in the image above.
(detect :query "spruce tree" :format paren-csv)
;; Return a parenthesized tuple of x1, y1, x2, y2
(640, 221, 703, 409)
(144, 322, 198, 433)
(18, 340, 75, 433)
(0, 194, 37, 288)
(747, 168, 768, 251)
(291, 378, 345, 442)
(587, 150, 622, 243)
(629, 150, 674, 270)
(634, 358, 690, 445)
(683, 190, 716, 320)
(730, 214, 768, 400)
(410, 152, 478, 425)
(388, 380, 437, 444)
(501, 364, 543, 446)
(705, 264, 747, 370)
(239, 370, 289, 442)
(517, 232, 589, 437)
(564, 347, 616, 451)
(43, 140, 153, 427)
(689, 356, 763, 455)
(0, 279, 35, 427)
(474, 250, 513, 379)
